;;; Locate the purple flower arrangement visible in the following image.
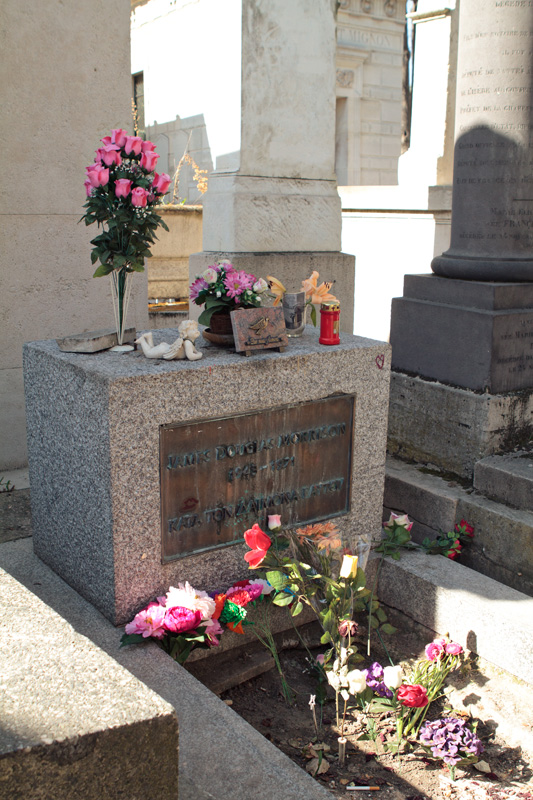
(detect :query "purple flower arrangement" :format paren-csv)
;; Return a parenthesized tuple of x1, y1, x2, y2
(190, 261, 269, 328)
(419, 717, 483, 775)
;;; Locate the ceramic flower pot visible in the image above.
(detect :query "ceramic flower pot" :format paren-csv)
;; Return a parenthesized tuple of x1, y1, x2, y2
(209, 311, 234, 336)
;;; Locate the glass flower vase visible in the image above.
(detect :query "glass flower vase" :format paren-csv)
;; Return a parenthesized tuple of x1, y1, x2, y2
(282, 291, 307, 337)
(110, 267, 134, 351)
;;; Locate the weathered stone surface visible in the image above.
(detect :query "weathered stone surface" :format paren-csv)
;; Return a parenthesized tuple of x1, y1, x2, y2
(455, 493, 533, 596)
(0, 536, 334, 800)
(0, 488, 32, 543)
(0, 565, 179, 800)
(24, 326, 390, 625)
(383, 456, 533, 596)
(474, 452, 533, 511)
(371, 551, 533, 685)
(388, 371, 533, 478)
(56, 327, 136, 353)
(431, 0, 533, 282)
(390, 275, 533, 392)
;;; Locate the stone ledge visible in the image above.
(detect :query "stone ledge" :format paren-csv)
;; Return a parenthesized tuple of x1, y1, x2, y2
(474, 451, 533, 511)
(0, 537, 333, 800)
(371, 551, 533, 685)
(0, 564, 179, 800)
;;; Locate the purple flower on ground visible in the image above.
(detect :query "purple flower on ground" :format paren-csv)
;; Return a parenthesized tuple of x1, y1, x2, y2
(419, 718, 483, 766)
(362, 662, 393, 699)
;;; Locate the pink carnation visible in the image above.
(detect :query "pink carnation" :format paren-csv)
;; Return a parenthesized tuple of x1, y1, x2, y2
(163, 605, 202, 634)
(425, 640, 445, 661)
(125, 602, 166, 639)
(224, 270, 255, 299)
(445, 641, 463, 655)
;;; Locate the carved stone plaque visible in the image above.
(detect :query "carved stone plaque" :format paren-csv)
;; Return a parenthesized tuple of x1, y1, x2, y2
(160, 395, 355, 561)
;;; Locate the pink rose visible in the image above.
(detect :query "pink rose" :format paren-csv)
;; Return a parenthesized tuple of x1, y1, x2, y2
(152, 172, 171, 194)
(115, 178, 133, 198)
(98, 144, 122, 167)
(141, 139, 156, 152)
(425, 640, 445, 661)
(267, 514, 282, 530)
(385, 512, 414, 532)
(131, 186, 148, 207)
(124, 135, 143, 156)
(86, 164, 109, 187)
(111, 128, 128, 147)
(141, 150, 159, 171)
(84, 179, 93, 197)
(445, 642, 463, 655)
(163, 605, 202, 634)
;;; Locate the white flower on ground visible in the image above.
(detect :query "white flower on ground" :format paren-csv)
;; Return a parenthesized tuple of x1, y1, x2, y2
(346, 669, 367, 695)
(383, 664, 404, 689)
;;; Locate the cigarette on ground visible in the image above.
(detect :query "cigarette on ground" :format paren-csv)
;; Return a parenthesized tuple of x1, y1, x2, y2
(346, 787, 380, 792)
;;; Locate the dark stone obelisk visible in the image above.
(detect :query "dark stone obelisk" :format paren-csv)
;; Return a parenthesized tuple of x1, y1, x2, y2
(432, 0, 533, 281)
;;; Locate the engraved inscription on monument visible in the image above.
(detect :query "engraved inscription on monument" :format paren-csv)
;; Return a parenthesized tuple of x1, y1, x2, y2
(160, 395, 355, 562)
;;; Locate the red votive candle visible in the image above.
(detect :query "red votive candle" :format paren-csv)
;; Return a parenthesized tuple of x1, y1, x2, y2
(319, 299, 340, 345)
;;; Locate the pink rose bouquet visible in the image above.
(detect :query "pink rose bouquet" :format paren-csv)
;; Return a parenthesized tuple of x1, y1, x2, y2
(82, 127, 171, 278)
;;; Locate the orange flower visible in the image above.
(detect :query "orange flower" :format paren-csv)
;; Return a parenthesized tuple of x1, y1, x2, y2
(226, 620, 245, 635)
(212, 593, 227, 621)
(295, 522, 342, 554)
(301, 270, 338, 305)
(266, 275, 286, 306)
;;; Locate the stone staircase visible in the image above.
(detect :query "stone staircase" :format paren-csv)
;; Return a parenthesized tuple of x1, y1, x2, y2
(377, 451, 533, 685)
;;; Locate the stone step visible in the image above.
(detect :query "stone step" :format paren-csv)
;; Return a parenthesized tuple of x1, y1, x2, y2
(0, 565, 179, 800)
(370, 550, 533, 687)
(384, 456, 533, 596)
(474, 451, 533, 511)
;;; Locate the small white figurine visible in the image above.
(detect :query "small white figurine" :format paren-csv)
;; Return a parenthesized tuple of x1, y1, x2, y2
(135, 320, 203, 362)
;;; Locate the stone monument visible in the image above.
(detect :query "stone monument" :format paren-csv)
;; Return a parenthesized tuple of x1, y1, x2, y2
(189, 0, 356, 332)
(24, 329, 390, 626)
(388, 0, 533, 475)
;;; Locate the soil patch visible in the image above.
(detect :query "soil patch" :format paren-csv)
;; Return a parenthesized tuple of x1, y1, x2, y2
(215, 617, 533, 800)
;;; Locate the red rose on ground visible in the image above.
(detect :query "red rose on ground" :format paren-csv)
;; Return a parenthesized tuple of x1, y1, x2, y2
(396, 684, 429, 708)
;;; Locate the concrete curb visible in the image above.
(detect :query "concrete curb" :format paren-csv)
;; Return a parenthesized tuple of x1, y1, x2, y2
(0, 538, 332, 800)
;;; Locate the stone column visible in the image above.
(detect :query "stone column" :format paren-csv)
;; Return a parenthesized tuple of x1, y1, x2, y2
(190, 0, 355, 332)
(388, 0, 533, 475)
(432, 0, 533, 281)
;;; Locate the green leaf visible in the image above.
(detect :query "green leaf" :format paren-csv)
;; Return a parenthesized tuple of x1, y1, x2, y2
(93, 263, 114, 278)
(321, 609, 335, 633)
(376, 607, 387, 623)
(320, 631, 332, 645)
(309, 304, 317, 327)
(291, 600, 303, 617)
(380, 623, 397, 635)
(265, 571, 289, 590)
(119, 633, 145, 647)
(273, 593, 293, 607)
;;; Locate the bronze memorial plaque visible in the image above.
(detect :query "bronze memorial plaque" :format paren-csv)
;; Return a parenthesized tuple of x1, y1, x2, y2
(160, 394, 355, 561)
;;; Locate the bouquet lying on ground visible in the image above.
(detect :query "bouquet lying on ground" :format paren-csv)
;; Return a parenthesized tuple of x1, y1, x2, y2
(376, 513, 475, 561)
(82, 128, 170, 277)
(121, 577, 273, 664)
(189, 261, 269, 328)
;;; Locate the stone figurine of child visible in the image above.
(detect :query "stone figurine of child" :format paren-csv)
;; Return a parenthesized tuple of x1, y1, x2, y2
(135, 319, 203, 361)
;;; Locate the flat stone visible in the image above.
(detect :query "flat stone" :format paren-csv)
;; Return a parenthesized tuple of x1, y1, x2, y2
(388, 371, 533, 478)
(390, 275, 533, 393)
(370, 551, 533, 685)
(0, 562, 179, 800)
(474, 452, 533, 511)
(0, 537, 333, 800)
(56, 327, 136, 353)
(0, 488, 32, 543)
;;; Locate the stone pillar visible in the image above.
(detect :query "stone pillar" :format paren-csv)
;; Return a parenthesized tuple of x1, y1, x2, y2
(388, 0, 533, 476)
(432, 0, 533, 281)
(190, 0, 355, 332)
